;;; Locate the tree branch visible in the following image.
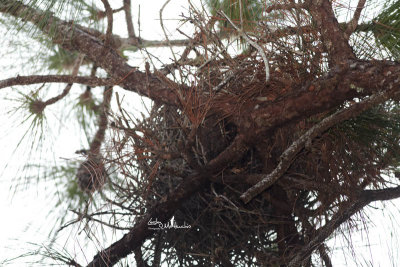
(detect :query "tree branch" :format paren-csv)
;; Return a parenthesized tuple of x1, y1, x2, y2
(0, 75, 112, 90)
(219, 11, 270, 82)
(346, 0, 367, 36)
(318, 245, 333, 267)
(307, 0, 356, 65)
(0, 0, 183, 107)
(159, 0, 178, 64)
(100, 0, 113, 46)
(134, 247, 149, 267)
(77, 85, 112, 192)
(247, 59, 400, 132)
(42, 53, 85, 106)
(123, 0, 135, 38)
(241, 87, 399, 203)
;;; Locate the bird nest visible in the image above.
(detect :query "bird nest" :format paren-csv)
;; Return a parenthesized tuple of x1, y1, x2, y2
(108, 60, 400, 265)
(104, 7, 400, 266)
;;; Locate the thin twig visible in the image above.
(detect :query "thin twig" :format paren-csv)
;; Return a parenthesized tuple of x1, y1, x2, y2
(238, 0, 243, 30)
(159, 0, 178, 63)
(211, 70, 235, 93)
(44, 53, 85, 106)
(318, 245, 333, 267)
(196, 36, 239, 74)
(219, 11, 270, 82)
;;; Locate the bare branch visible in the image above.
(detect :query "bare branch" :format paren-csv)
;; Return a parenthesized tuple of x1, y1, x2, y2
(318, 245, 333, 267)
(116, 20, 376, 50)
(93, 6, 124, 20)
(123, 0, 135, 38)
(42, 53, 85, 106)
(100, 0, 113, 46)
(159, 0, 178, 63)
(346, 0, 367, 36)
(89, 86, 112, 154)
(77, 85, 113, 193)
(219, 11, 270, 82)
(134, 248, 149, 267)
(0, 75, 112, 90)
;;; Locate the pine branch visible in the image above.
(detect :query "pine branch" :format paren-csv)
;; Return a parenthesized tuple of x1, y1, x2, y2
(346, 0, 367, 36)
(0, 75, 112, 89)
(77, 86, 112, 193)
(42, 54, 85, 107)
(307, 0, 356, 65)
(241, 88, 399, 203)
(249, 59, 400, 131)
(123, 0, 135, 38)
(0, 0, 183, 106)
(99, 0, 113, 46)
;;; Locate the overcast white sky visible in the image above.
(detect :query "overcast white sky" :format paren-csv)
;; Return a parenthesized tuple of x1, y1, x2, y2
(1, 0, 399, 266)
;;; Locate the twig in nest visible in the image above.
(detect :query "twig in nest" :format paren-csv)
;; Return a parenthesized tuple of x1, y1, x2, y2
(159, 0, 178, 63)
(219, 11, 270, 83)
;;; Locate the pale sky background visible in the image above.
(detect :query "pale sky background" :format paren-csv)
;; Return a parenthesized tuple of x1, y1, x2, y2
(0, 0, 400, 266)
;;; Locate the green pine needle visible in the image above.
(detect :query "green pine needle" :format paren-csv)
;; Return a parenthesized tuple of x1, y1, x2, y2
(371, 0, 400, 59)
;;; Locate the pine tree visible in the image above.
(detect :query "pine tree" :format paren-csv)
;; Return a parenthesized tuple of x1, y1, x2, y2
(1, 0, 400, 266)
